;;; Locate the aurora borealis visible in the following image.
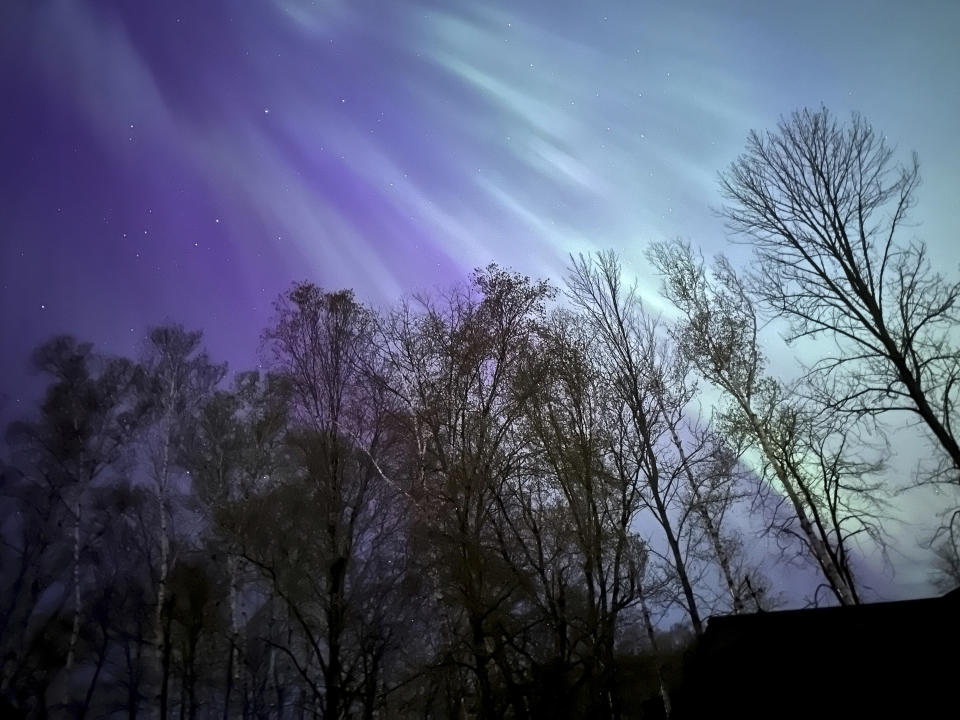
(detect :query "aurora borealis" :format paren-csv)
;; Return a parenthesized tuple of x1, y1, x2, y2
(1, 1, 959, 594)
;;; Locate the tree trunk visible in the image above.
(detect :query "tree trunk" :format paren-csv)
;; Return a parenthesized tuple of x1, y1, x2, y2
(472, 646, 497, 720)
(78, 617, 109, 720)
(222, 638, 235, 720)
(863, 286, 960, 477)
(274, 656, 284, 719)
(186, 631, 198, 720)
(268, 603, 284, 719)
(640, 594, 671, 718)
(739, 399, 857, 606)
(894, 351, 960, 476)
(160, 602, 173, 720)
(179, 668, 187, 720)
(63, 499, 83, 711)
(361, 653, 380, 720)
(595, 619, 616, 720)
(154, 435, 172, 718)
(658, 407, 746, 613)
(629, 375, 704, 635)
(652, 488, 704, 634)
(325, 556, 347, 720)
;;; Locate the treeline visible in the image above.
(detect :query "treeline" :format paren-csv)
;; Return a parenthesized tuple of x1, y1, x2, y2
(1, 108, 958, 719)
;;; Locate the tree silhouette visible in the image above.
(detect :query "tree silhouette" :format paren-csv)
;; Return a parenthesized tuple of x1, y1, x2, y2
(719, 107, 960, 486)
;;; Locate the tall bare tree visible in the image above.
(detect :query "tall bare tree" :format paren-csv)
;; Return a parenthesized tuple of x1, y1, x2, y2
(3, 338, 142, 715)
(138, 326, 224, 717)
(380, 266, 555, 720)
(649, 241, 887, 606)
(719, 107, 960, 485)
(252, 283, 407, 720)
(566, 252, 706, 635)
(524, 310, 655, 719)
(930, 508, 960, 592)
(179, 370, 291, 718)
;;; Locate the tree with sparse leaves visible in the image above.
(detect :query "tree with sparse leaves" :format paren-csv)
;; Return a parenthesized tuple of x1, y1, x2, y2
(649, 241, 889, 606)
(719, 106, 960, 487)
(137, 325, 225, 717)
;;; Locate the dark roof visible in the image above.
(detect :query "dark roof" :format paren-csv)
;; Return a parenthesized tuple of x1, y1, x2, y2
(672, 589, 960, 719)
(705, 586, 960, 634)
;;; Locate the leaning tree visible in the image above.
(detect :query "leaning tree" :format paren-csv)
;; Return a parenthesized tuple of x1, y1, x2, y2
(719, 107, 960, 486)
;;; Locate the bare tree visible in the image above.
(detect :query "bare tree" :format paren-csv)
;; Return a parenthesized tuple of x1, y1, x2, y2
(638, 314, 765, 616)
(180, 370, 291, 719)
(251, 283, 407, 720)
(138, 326, 225, 718)
(524, 310, 656, 719)
(649, 241, 887, 606)
(566, 252, 708, 636)
(379, 266, 555, 720)
(669, 416, 765, 615)
(719, 107, 960, 485)
(0, 456, 72, 716)
(96, 481, 164, 720)
(3, 338, 142, 716)
(930, 509, 960, 592)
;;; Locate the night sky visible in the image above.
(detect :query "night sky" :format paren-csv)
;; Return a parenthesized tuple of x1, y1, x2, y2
(2, 2, 959, 592)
